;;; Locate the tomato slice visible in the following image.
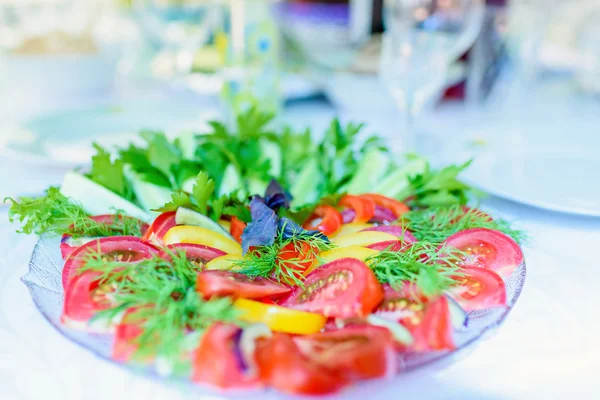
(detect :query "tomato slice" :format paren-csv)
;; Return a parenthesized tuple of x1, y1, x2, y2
(163, 225, 243, 255)
(339, 195, 376, 223)
(376, 284, 454, 352)
(159, 243, 225, 270)
(113, 308, 149, 364)
(234, 298, 326, 334)
(283, 258, 383, 318)
(303, 205, 343, 236)
(256, 333, 348, 395)
(442, 228, 523, 278)
(276, 241, 318, 283)
(62, 236, 159, 289)
(294, 325, 398, 380)
(61, 271, 114, 331)
(142, 211, 176, 244)
(360, 194, 409, 219)
(196, 270, 291, 300)
(449, 267, 507, 311)
(192, 323, 259, 389)
(60, 214, 148, 260)
(230, 216, 247, 244)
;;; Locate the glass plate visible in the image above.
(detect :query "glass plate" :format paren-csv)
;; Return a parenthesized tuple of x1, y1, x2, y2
(22, 235, 526, 398)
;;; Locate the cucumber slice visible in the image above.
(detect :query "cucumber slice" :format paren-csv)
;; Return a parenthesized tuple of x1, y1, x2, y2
(367, 314, 414, 346)
(123, 165, 172, 212)
(290, 159, 321, 207)
(60, 171, 151, 221)
(344, 148, 391, 194)
(175, 207, 234, 239)
(247, 176, 267, 197)
(373, 157, 428, 199)
(445, 294, 469, 329)
(260, 138, 282, 178)
(219, 164, 242, 197)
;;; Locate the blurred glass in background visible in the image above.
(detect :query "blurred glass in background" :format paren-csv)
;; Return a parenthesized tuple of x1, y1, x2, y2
(0, 0, 130, 102)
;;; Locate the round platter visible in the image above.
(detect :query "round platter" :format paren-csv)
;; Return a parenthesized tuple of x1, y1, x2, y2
(23, 235, 526, 399)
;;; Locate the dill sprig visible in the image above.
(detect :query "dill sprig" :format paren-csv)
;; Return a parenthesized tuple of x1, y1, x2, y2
(401, 205, 527, 244)
(365, 241, 466, 298)
(81, 250, 240, 374)
(234, 232, 333, 286)
(4, 187, 143, 238)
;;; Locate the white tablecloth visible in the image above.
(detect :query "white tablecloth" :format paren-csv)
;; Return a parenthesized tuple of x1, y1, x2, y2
(1, 97, 600, 400)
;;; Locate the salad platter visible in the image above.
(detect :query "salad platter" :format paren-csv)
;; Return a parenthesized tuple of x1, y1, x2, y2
(7, 108, 527, 397)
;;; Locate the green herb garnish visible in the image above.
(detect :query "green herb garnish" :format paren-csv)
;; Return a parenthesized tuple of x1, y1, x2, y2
(234, 232, 332, 286)
(89, 144, 135, 201)
(402, 205, 527, 244)
(4, 187, 142, 238)
(366, 241, 466, 298)
(82, 250, 240, 372)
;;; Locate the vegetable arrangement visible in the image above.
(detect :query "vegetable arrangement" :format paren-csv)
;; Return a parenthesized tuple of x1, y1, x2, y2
(5, 109, 525, 396)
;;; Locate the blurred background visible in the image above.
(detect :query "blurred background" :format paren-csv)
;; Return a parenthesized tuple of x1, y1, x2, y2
(1, 0, 599, 216)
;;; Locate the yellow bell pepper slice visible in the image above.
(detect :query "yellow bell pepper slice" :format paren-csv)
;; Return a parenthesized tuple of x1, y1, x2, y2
(163, 225, 242, 255)
(331, 231, 398, 248)
(234, 298, 326, 335)
(304, 246, 378, 275)
(218, 219, 231, 232)
(330, 223, 374, 239)
(205, 254, 244, 271)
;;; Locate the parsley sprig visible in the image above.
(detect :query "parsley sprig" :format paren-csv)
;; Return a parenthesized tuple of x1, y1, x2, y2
(4, 187, 143, 238)
(154, 171, 250, 222)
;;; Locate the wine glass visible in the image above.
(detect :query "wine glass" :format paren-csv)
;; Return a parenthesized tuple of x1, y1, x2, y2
(380, 0, 485, 153)
(131, 0, 223, 81)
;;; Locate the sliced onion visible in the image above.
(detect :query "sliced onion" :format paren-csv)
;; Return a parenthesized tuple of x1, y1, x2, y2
(445, 294, 469, 329)
(370, 205, 397, 224)
(238, 324, 272, 377)
(367, 315, 414, 346)
(341, 208, 356, 224)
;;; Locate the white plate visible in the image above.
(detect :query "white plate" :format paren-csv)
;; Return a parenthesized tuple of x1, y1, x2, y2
(460, 148, 600, 217)
(0, 100, 219, 168)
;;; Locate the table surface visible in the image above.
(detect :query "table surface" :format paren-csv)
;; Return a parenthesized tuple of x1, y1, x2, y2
(1, 91, 600, 400)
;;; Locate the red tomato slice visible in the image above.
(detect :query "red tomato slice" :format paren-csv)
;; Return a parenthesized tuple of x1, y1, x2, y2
(442, 228, 523, 278)
(113, 308, 147, 364)
(230, 216, 247, 244)
(60, 215, 149, 260)
(294, 325, 397, 380)
(61, 271, 113, 330)
(366, 240, 405, 252)
(159, 243, 226, 270)
(142, 211, 177, 244)
(192, 323, 259, 389)
(62, 236, 159, 289)
(376, 284, 454, 352)
(339, 195, 376, 223)
(449, 267, 507, 311)
(303, 205, 343, 236)
(277, 241, 318, 283)
(282, 258, 383, 318)
(360, 194, 410, 219)
(196, 270, 291, 300)
(256, 333, 348, 395)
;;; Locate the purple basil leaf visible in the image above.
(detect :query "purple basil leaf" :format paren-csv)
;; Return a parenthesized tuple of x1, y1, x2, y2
(241, 197, 278, 254)
(277, 217, 329, 242)
(264, 179, 292, 211)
